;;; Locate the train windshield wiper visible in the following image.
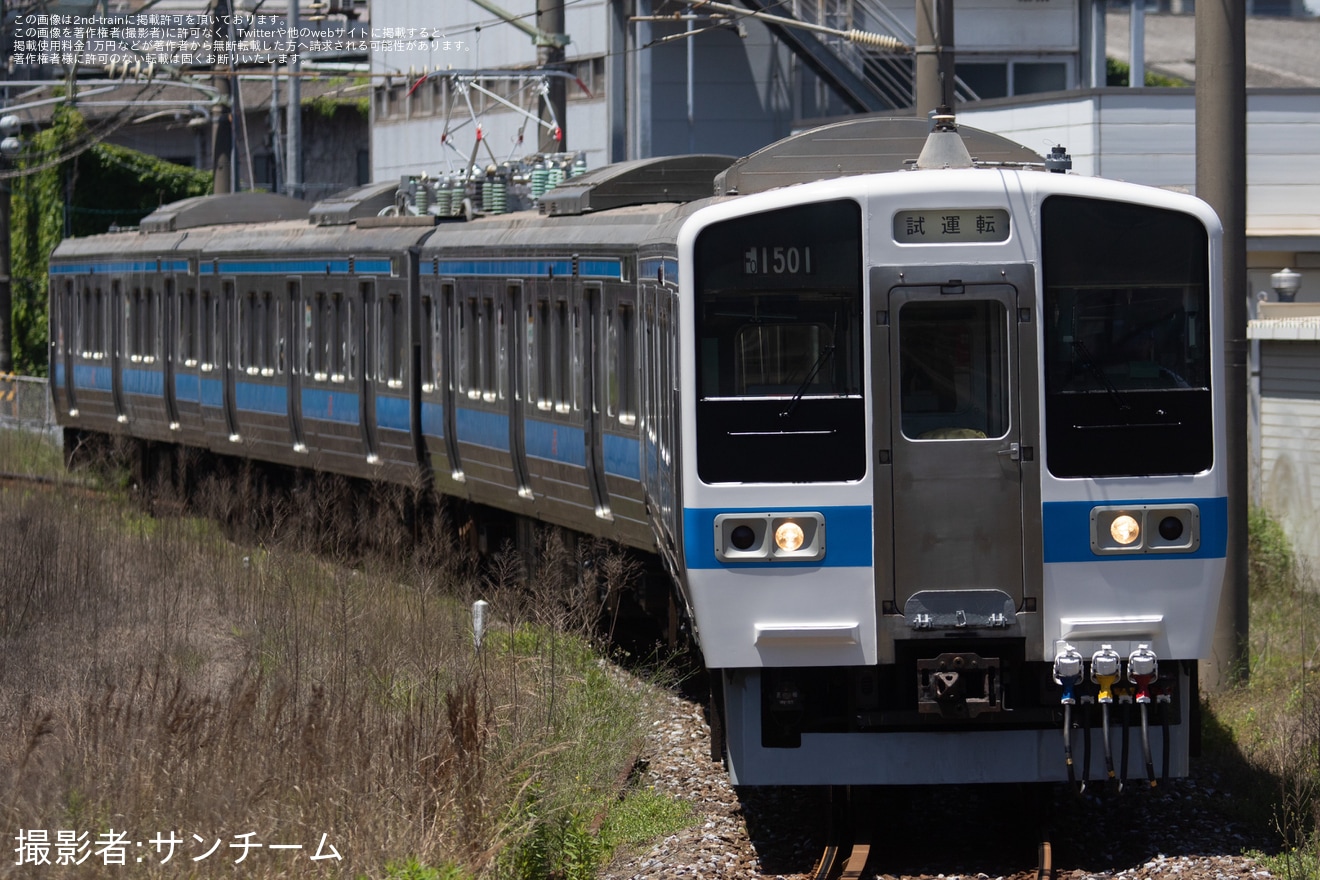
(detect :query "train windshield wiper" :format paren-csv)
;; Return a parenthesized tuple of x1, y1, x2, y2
(1072, 339, 1130, 412)
(779, 345, 835, 419)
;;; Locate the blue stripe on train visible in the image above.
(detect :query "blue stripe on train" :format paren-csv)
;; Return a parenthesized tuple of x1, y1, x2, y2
(683, 505, 873, 570)
(1041, 497, 1228, 562)
(376, 395, 411, 432)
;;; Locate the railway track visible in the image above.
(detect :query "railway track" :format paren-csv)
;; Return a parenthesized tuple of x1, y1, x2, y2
(810, 786, 1057, 880)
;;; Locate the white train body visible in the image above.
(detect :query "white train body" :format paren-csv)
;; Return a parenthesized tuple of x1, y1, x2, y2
(675, 163, 1225, 785)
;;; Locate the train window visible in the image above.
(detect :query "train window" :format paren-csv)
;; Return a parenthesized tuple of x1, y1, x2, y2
(555, 300, 571, 413)
(464, 297, 481, 399)
(239, 291, 254, 374)
(302, 296, 315, 376)
(330, 292, 345, 382)
(496, 299, 508, 401)
(898, 301, 1008, 441)
(264, 292, 279, 376)
(693, 198, 865, 483)
(182, 289, 197, 366)
(536, 299, 552, 410)
(144, 288, 157, 363)
(312, 291, 328, 379)
(387, 292, 405, 387)
(200, 290, 214, 370)
(128, 288, 141, 362)
(420, 295, 436, 391)
(482, 298, 501, 402)
(1041, 196, 1212, 477)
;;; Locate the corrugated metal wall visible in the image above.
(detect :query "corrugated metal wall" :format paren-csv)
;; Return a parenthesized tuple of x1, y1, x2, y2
(1258, 340, 1320, 582)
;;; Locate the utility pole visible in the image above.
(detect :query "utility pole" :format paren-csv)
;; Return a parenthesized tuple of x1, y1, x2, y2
(1, 0, 14, 373)
(211, 0, 233, 193)
(1197, 0, 1248, 690)
(915, 0, 953, 117)
(536, 0, 566, 150)
(286, 0, 302, 198)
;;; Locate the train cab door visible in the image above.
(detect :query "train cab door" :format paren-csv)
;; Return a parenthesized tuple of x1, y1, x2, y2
(287, 279, 306, 451)
(583, 283, 611, 519)
(220, 280, 240, 441)
(876, 265, 1036, 617)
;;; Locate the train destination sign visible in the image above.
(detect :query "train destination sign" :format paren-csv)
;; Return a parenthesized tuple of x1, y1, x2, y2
(893, 208, 1011, 244)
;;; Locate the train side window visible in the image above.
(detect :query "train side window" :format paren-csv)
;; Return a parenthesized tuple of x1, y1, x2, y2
(345, 297, 357, 381)
(330, 291, 345, 382)
(617, 303, 636, 426)
(312, 291, 328, 379)
(536, 299, 552, 410)
(496, 299, 508, 401)
(482, 297, 497, 402)
(126, 287, 139, 362)
(144, 288, 157, 363)
(420, 295, 436, 391)
(78, 287, 90, 356)
(302, 294, 314, 377)
(181, 289, 197, 366)
(555, 300, 570, 413)
(387, 292, 405, 387)
(200, 290, 213, 370)
(239, 291, 254, 374)
(465, 297, 481, 399)
(572, 305, 584, 412)
(263, 292, 278, 376)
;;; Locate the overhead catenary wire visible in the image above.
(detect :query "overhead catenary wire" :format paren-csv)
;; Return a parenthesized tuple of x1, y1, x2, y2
(642, 0, 911, 52)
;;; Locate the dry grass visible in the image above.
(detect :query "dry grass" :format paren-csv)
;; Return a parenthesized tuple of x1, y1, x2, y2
(0, 442, 653, 879)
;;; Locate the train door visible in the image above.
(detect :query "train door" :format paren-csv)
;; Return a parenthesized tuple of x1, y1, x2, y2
(878, 267, 1030, 613)
(162, 278, 181, 429)
(287, 279, 306, 450)
(582, 283, 611, 518)
(221, 280, 240, 440)
(359, 279, 379, 462)
(507, 282, 532, 496)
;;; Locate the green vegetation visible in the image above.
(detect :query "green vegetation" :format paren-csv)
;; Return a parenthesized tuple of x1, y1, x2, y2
(0, 433, 692, 878)
(7, 106, 211, 376)
(1106, 57, 1189, 88)
(1207, 507, 1320, 879)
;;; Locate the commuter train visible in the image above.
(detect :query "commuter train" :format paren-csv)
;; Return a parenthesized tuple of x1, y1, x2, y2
(48, 115, 1227, 787)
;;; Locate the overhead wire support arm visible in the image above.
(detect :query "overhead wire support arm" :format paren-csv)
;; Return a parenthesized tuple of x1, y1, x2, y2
(466, 0, 570, 48)
(644, 0, 911, 52)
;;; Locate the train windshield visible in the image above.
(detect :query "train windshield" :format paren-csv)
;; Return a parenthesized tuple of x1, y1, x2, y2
(693, 199, 865, 483)
(1042, 196, 1212, 477)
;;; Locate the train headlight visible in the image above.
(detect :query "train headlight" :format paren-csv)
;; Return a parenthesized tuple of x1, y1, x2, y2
(774, 521, 805, 553)
(1110, 515, 1141, 546)
(1091, 504, 1201, 555)
(714, 512, 825, 562)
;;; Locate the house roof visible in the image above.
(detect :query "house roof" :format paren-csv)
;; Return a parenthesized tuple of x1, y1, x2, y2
(1106, 11, 1320, 88)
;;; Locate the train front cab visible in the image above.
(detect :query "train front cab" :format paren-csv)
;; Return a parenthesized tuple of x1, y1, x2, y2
(679, 172, 1227, 786)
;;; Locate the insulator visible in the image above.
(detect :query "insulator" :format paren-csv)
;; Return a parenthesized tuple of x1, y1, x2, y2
(434, 183, 451, 217)
(483, 180, 507, 214)
(846, 29, 907, 52)
(547, 166, 564, 191)
(415, 181, 430, 214)
(572, 154, 587, 177)
(531, 166, 549, 198)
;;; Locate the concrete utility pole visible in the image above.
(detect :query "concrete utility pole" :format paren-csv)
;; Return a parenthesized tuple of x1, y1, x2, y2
(1196, 0, 1248, 690)
(211, 0, 234, 194)
(915, 0, 953, 117)
(286, 0, 302, 198)
(536, 0, 566, 150)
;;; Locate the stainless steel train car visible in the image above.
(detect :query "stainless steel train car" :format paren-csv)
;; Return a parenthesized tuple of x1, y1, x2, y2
(48, 116, 1227, 789)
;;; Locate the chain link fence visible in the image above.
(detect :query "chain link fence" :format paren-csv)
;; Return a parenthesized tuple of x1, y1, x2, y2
(0, 375, 60, 442)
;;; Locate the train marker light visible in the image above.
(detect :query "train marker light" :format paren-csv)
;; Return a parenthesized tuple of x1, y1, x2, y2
(714, 512, 825, 562)
(1091, 504, 1200, 555)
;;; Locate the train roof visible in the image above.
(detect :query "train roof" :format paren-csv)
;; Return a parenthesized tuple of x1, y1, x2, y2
(713, 117, 1045, 196)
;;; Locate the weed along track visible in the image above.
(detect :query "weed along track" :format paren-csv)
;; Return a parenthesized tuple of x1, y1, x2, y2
(0, 470, 687, 879)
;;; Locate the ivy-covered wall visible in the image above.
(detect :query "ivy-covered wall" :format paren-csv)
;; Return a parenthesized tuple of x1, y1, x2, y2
(8, 106, 211, 376)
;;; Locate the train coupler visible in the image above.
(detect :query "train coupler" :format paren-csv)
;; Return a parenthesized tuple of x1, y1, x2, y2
(916, 652, 1002, 719)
